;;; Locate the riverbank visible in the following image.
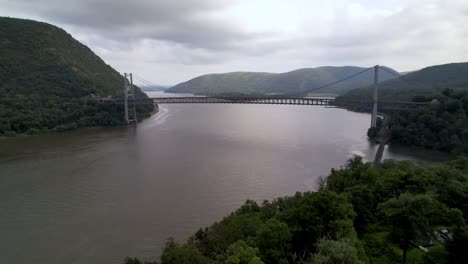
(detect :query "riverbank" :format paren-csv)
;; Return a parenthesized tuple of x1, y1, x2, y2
(0, 103, 158, 139)
(149, 104, 160, 116)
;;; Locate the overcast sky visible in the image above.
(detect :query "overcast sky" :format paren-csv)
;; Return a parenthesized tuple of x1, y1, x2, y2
(2, 0, 468, 85)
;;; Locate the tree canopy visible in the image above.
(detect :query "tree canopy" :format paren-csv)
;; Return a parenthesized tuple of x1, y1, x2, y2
(126, 156, 468, 264)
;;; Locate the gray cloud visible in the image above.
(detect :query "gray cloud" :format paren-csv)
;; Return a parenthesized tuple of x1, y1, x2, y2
(1, 0, 468, 84)
(4, 0, 260, 50)
(297, 0, 468, 69)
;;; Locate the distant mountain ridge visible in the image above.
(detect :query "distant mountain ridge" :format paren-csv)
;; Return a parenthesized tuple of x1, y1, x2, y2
(166, 66, 399, 95)
(140, 85, 169, 92)
(339, 62, 468, 102)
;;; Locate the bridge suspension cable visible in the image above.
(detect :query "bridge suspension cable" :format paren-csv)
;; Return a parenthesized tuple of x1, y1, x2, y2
(378, 67, 416, 87)
(301, 66, 375, 94)
(132, 74, 165, 90)
(120, 67, 429, 130)
(379, 67, 400, 77)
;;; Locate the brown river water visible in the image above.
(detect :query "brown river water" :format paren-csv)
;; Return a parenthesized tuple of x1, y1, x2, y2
(0, 92, 447, 263)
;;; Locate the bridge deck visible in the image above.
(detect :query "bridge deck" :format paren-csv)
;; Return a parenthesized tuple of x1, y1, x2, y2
(111, 97, 428, 109)
(153, 97, 334, 105)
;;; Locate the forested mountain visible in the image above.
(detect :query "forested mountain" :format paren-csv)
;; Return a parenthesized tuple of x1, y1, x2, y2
(0, 17, 153, 135)
(166, 66, 399, 95)
(339, 62, 468, 102)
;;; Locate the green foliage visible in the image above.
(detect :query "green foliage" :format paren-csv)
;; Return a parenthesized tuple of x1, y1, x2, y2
(167, 66, 398, 95)
(367, 117, 383, 139)
(215, 240, 264, 264)
(361, 232, 401, 263)
(406, 249, 425, 264)
(326, 156, 377, 194)
(127, 157, 468, 264)
(367, 127, 380, 139)
(124, 257, 144, 264)
(424, 244, 448, 264)
(256, 218, 291, 264)
(309, 237, 365, 264)
(0, 17, 153, 136)
(446, 228, 468, 264)
(191, 205, 264, 259)
(344, 184, 376, 233)
(279, 191, 356, 255)
(160, 238, 209, 264)
(124, 257, 158, 264)
(385, 89, 468, 154)
(378, 193, 443, 263)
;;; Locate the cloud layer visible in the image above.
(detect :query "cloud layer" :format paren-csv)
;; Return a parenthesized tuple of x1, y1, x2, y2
(2, 0, 468, 84)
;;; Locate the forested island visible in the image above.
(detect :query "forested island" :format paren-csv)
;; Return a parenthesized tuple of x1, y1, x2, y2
(126, 156, 468, 264)
(0, 17, 153, 136)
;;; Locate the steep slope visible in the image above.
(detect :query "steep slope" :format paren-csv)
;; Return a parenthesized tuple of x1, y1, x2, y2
(338, 62, 468, 102)
(166, 66, 399, 95)
(0, 17, 153, 135)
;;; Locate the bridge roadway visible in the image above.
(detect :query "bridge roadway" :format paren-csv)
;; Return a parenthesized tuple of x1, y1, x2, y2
(111, 97, 429, 109)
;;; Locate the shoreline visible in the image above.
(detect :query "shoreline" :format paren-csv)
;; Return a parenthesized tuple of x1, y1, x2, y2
(0, 106, 160, 139)
(149, 104, 159, 116)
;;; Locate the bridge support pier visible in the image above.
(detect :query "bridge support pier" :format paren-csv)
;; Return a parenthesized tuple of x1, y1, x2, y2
(370, 65, 379, 128)
(124, 73, 137, 123)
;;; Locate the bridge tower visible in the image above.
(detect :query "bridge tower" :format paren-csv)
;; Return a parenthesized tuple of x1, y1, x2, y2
(370, 65, 379, 128)
(124, 73, 137, 123)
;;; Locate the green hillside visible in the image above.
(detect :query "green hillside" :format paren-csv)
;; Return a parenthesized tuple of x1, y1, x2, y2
(385, 89, 468, 153)
(166, 66, 399, 95)
(0, 17, 153, 135)
(338, 62, 468, 102)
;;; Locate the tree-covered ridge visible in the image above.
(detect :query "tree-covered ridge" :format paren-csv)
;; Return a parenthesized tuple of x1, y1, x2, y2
(366, 89, 468, 154)
(0, 17, 153, 136)
(389, 89, 468, 154)
(126, 157, 468, 264)
(166, 66, 398, 96)
(338, 62, 468, 102)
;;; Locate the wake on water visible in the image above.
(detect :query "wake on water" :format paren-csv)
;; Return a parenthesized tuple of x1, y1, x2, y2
(144, 105, 170, 129)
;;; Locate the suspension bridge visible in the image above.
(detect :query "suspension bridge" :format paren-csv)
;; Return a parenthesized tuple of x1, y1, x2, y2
(115, 66, 428, 128)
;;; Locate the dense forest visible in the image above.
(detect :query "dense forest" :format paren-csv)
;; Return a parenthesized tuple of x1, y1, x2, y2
(167, 66, 398, 96)
(388, 89, 468, 154)
(125, 156, 468, 264)
(0, 17, 153, 136)
(366, 89, 468, 154)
